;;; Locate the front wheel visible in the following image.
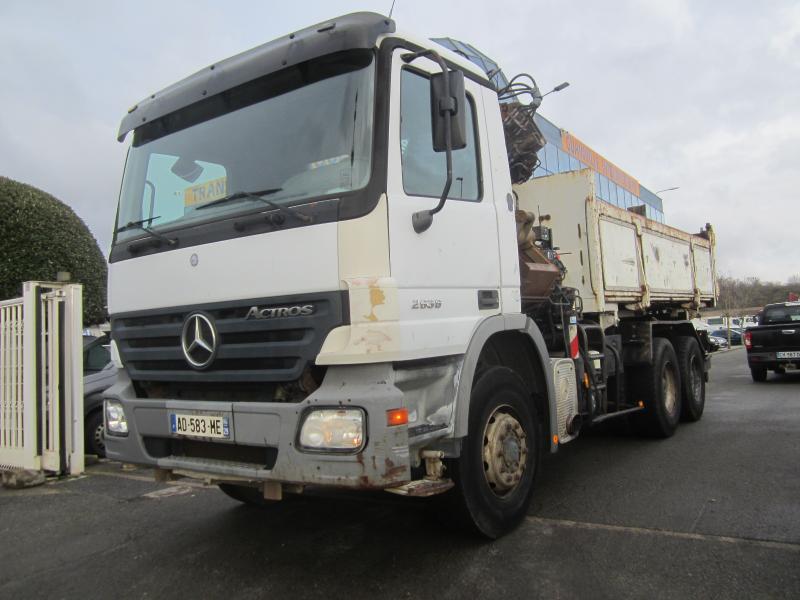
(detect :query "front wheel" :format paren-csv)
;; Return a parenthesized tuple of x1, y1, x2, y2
(85, 410, 106, 458)
(445, 367, 541, 539)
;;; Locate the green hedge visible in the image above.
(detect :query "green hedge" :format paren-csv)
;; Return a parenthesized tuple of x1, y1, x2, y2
(0, 177, 108, 325)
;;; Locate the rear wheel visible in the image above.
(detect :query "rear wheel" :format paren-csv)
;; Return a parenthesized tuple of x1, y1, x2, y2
(218, 483, 279, 507)
(675, 337, 705, 422)
(445, 367, 541, 539)
(628, 338, 682, 438)
(750, 367, 768, 382)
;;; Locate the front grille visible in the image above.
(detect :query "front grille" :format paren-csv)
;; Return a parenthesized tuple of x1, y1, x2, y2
(112, 291, 348, 384)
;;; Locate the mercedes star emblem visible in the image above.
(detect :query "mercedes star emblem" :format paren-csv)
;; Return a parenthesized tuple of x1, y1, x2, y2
(181, 312, 218, 369)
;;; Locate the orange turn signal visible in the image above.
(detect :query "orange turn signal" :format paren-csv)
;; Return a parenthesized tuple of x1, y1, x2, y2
(386, 408, 409, 427)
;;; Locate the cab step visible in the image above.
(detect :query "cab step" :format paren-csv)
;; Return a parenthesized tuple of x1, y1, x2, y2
(385, 479, 454, 497)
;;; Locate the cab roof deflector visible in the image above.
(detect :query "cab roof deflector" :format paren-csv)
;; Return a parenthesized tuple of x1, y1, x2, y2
(117, 12, 395, 141)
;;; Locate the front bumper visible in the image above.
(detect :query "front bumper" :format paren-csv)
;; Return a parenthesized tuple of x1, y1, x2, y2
(104, 364, 413, 489)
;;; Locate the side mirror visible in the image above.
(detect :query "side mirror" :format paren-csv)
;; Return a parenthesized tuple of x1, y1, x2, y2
(402, 48, 465, 233)
(430, 70, 467, 152)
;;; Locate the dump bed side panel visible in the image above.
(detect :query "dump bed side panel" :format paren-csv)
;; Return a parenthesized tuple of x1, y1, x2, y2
(641, 231, 694, 294)
(693, 245, 714, 296)
(598, 219, 640, 292)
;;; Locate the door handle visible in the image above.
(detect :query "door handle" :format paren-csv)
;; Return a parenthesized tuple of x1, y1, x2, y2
(478, 289, 499, 310)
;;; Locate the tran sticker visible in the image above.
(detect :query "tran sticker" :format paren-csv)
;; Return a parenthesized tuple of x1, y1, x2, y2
(184, 176, 227, 207)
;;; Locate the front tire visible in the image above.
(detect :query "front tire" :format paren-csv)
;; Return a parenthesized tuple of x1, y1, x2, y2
(446, 367, 541, 539)
(676, 337, 705, 422)
(85, 410, 106, 458)
(628, 338, 682, 438)
(750, 367, 768, 382)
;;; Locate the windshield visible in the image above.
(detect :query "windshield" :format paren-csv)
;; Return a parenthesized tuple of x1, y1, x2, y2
(762, 303, 800, 324)
(115, 50, 375, 243)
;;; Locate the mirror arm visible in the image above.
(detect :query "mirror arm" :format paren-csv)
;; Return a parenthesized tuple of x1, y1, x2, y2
(144, 180, 156, 222)
(403, 49, 454, 234)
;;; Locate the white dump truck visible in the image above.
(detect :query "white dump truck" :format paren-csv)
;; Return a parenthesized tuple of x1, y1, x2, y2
(104, 12, 717, 538)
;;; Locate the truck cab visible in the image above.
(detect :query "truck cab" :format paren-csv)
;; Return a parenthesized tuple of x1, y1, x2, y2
(106, 11, 522, 508)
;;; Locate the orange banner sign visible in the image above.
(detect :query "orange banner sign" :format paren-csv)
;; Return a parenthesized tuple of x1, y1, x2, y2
(561, 131, 640, 197)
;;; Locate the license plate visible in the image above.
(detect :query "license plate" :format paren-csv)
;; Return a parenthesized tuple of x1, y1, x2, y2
(776, 351, 800, 359)
(170, 413, 229, 439)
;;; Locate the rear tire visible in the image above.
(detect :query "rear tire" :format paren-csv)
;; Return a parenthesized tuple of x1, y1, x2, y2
(750, 367, 768, 382)
(628, 338, 682, 438)
(218, 483, 279, 507)
(444, 367, 541, 539)
(675, 337, 705, 422)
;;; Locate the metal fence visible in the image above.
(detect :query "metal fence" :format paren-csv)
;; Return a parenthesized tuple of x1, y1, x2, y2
(0, 282, 83, 476)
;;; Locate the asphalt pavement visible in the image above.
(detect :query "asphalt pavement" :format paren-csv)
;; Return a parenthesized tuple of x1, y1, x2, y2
(1, 347, 798, 599)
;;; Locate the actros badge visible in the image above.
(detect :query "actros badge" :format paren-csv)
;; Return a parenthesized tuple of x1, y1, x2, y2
(181, 312, 218, 369)
(245, 305, 314, 319)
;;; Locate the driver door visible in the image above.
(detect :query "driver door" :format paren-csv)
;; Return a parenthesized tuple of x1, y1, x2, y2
(386, 49, 502, 359)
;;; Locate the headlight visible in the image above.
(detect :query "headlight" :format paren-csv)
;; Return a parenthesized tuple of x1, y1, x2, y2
(299, 408, 364, 452)
(105, 400, 128, 435)
(109, 339, 124, 369)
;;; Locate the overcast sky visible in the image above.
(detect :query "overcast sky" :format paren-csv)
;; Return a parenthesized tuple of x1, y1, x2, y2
(1, 0, 798, 281)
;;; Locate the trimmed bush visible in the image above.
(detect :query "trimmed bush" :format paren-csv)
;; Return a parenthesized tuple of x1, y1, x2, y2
(0, 177, 107, 325)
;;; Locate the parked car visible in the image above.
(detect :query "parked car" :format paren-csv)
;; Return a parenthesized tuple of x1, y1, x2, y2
(83, 334, 117, 456)
(710, 328, 743, 346)
(704, 316, 757, 331)
(709, 335, 728, 349)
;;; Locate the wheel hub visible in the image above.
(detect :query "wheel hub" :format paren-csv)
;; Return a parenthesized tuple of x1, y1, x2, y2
(94, 424, 105, 452)
(502, 436, 521, 465)
(483, 408, 528, 496)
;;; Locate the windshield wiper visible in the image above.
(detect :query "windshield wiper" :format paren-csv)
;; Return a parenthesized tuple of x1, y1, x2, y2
(116, 215, 161, 232)
(117, 216, 177, 247)
(196, 189, 312, 223)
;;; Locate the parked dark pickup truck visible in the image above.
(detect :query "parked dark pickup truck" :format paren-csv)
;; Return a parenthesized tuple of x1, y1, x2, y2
(745, 302, 800, 381)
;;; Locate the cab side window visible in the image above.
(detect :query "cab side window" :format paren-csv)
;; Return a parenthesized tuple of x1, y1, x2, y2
(400, 69, 481, 201)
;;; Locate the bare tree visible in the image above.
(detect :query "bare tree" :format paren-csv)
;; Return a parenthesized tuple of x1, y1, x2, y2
(718, 274, 799, 309)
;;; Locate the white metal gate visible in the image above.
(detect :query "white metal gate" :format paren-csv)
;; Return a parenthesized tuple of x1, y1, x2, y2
(0, 281, 84, 476)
